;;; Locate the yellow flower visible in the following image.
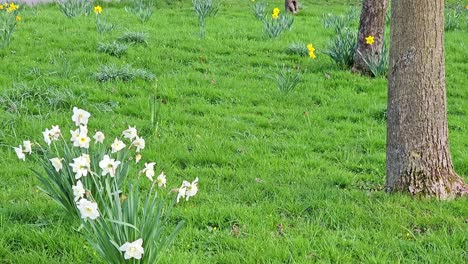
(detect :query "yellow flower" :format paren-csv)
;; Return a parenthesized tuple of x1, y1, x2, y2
(16, 15, 21, 21)
(94, 5, 102, 15)
(365, 35, 375, 45)
(307, 43, 315, 53)
(273, 7, 280, 14)
(309, 51, 316, 59)
(0, 5, 3, 10)
(465, 5, 468, 10)
(7, 3, 18, 12)
(272, 13, 279, 19)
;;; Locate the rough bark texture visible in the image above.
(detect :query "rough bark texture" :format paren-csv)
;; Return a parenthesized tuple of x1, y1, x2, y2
(386, 0, 468, 199)
(352, 0, 387, 74)
(285, 0, 299, 14)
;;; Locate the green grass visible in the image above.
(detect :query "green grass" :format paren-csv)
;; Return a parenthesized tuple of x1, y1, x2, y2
(1, 0, 467, 263)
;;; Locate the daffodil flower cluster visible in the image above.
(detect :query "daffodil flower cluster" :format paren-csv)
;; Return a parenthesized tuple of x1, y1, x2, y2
(0, 2, 21, 48)
(307, 43, 316, 59)
(272, 7, 280, 19)
(13, 107, 197, 261)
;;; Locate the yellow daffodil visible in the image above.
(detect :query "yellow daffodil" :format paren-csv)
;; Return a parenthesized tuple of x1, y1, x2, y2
(6, 3, 18, 12)
(365, 35, 375, 45)
(307, 43, 315, 52)
(16, 16, 21, 21)
(272, 13, 279, 19)
(0, 5, 4, 10)
(309, 51, 316, 59)
(94, 5, 102, 15)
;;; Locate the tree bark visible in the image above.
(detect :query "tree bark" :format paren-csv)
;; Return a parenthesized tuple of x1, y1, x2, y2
(386, 0, 468, 199)
(352, 0, 387, 74)
(285, 0, 299, 14)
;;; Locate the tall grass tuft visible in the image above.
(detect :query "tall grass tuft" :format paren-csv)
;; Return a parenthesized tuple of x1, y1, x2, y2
(125, 0, 153, 23)
(325, 28, 357, 68)
(192, 0, 219, 38)
(357, 43, 389, 78)
(266, 64, 301, 94)
(285, 43, 308, 56)
(98, 42, 128, 58)
(96, 64, 156, 82)
(263, 14, 294, 38)
(117, 32, 149, 45)
(56, 0, 92, 18)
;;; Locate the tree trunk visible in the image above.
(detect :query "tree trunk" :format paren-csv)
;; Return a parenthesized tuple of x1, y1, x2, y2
(285, 0, 299, 14)
(352, 0, 387, 74)
(386, 0, 468, 199)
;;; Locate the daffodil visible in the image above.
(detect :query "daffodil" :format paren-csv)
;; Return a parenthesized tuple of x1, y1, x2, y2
(94, 5, 102, 15)
(72, 180, 85, 201)
(365, 35, 375, 45)
(176, 177, 199, 202)
(122, 126, 138, 140)
(119, 239, 144, 260)
(140, 162, 155, 181)
(111, 138, 126, 153)
(272, 7, 280, 19)
(69, 154, 91, 179)
(72, 107, 91, 126)
(49, 157, 63, 172)
(23, 140, 32, 154)
(156, 171, 166, 188)
(74, 131, 90, 149)
(43, 128, 52, 146)
(135, 154, 142, 163)
(93, 131, 105, 143)
(99, 155, 121, 177)
(131, 136, 145, 152)
(14, 145, 25, 161)
(50, 125, 61, 140)
(76, 198, 100, 220)
(309, 51, 316, 59)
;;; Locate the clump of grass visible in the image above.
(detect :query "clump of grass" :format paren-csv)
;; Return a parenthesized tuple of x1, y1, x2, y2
(285, 43, 308, 56)
(445, 5, 465, 31)
(252, 1, 267, 20)
(192, 0, 219, 38)
(266, 64, 301, 94)
(96, 64, 156, 82)
(97, 42, 128, 57)
(263, 14, 294, 38)
(325, 28, 357, 68)
(125, 0, 153, 23)
(322, 7, 359, 34)
(56, 0, 92, 18)
(358, 43, 389, 78)
(117, 32, 149, 45)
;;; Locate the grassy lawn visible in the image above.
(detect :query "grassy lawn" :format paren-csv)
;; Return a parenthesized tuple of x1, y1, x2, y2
(0, 0, 467, 263)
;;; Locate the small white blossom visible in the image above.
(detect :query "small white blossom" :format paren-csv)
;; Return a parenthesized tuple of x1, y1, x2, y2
(72, 180, 85, 201)
(135, 154, 142, 163)
(122, 126, 138, 140)
(76, 198, 100, 220)
(23, 141, 32, 154)
(176, 178, 199, 203)
(69, 154, 91, 179)
(139, 162, 155, 181)
(119, 239, 144, 260)
(50, 125, 61, 140)
(14, 145, 25, 161)
(43, 128, 52, 146)
(93, 131, 105, 144)
(111, 138, 126, 153)
(99, 155, 121, 177)
(72, 107, 91, 126)
(131, 136, 145, 152)
(70, 128, 80, 143)
(74, 131, 90, 149)
(49, 157, 63, 172)
(176, 182, 188, 203)
(156, 171, 166, 188)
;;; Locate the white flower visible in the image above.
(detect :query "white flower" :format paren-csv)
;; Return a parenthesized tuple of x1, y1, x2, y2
(14, 145, 25, 161)
(75, 131, 90, 149)
(93, 131, 105, 144)
(156, 171, 166, 188)
(72, 107, 91, 126)
(43, 128, 52, 146)
(50, 125, 61, 140)
(49, 157, 63, 172)
(23, 140, 32, 154)
(131, 136, 145, 152)
(185, 177, 199, 200)
(176, 178, 199, 203)
(70, 128, 80, 143)
(72, 180, 85, 201)
(139, 162, 155, 181)
(69, 154, 91, 179)
(119, 238, 144, 260)
(111, 138, 126, 153)
(76, 198, 100, 220)
(99, 155, 121, 177)
(122, 126, 138, 140)
(135, 154, 142, 163)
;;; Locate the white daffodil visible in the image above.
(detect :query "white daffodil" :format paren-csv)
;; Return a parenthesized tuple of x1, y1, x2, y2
(72, 107, 91, 126)
(72, 180, 85, 201)
(122, 126, 138, 140)
(14, 145, 25, 161)
(119, 238, 144, 260)
(135, 154, 142, 163)
(49, 157, 63, 172)
(156, 171, 166, 188)
(50, 125, 61, 140)
(131, 136, 145, 152)
(93, 131, 105, 144)
(23, 140, 32, 154)
(69, 154, 91, 179)
(185, 177, 199, 201)
(176, 181, 189, 203)
(43, 128, 52, 146)
(139, 162, 155, 181)
(74, 131, 90, 149)
(70, 128, 80, 143)
(111, 138, 126, 153)
(99, 155, 121, 177)
(76, 198, 100, 220)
